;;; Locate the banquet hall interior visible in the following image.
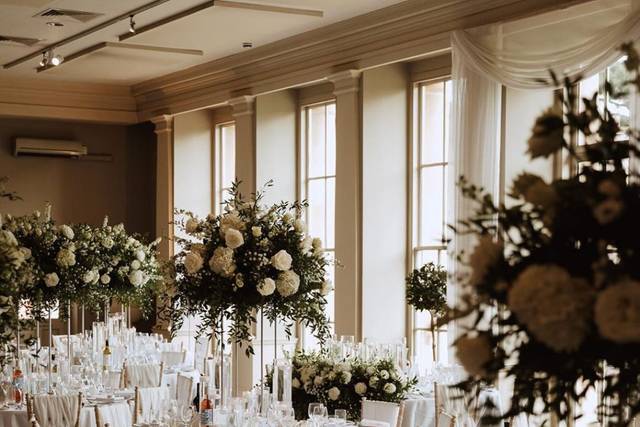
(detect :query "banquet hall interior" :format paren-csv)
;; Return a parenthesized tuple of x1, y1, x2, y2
(0, 0, 639, 426)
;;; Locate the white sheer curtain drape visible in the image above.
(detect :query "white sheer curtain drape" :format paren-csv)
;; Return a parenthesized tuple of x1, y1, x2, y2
(447, 0, 640, 345)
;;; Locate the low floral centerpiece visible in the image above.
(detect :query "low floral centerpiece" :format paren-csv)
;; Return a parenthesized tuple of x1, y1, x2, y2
(172, 182, 332, 354)
(449, 44, 640, 425)
(270, 352, 416, 420)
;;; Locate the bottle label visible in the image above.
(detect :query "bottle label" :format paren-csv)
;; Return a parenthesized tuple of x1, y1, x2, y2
(200, 409, 213, 425)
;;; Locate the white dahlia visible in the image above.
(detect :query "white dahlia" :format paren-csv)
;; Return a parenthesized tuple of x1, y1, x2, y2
(225, 228, 244, 249)
(276, 270, 300, 297)
(184, 252, 204, 274)
(208, 247, 236, 278)
(595, 278, 640, 343)
(468, 235, 503, 286)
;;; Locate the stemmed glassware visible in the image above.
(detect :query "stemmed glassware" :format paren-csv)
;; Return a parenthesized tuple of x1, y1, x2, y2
(309, 402, 328, 426)
(180, 404, 195, 427)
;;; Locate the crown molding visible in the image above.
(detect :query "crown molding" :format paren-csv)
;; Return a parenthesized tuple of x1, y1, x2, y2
(0, 78, 138, 124)
(132, 0, 590, 120)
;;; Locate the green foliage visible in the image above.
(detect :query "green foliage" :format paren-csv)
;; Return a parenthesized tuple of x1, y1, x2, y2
(405, 262, 447, 316)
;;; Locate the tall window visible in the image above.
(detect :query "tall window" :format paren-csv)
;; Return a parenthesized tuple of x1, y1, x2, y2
(215, 122, 236, 214)
(300, 101, 336, 347)
(411, 79, 452, 368)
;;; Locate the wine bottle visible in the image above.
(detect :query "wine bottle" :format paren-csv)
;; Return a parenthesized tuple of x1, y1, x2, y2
(102, 339, 111, 371)
(200, 382, 213, 426)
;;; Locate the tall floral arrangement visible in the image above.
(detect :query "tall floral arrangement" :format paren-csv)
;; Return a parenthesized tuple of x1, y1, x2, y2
(406, 262, 447, 361)
(172, 182, 332, 355)
(448, 44, 640, 425)
(75, 219, 163, 315)
(268, 352, 416, 420)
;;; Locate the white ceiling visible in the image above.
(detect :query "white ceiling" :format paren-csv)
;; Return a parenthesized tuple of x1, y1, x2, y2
(0, 0, 406, 85)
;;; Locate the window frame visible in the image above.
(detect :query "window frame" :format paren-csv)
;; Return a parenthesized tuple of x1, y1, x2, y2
(213, 120, 236, 215)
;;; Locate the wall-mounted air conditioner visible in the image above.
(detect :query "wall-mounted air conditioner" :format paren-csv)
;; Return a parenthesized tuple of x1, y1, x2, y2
(13, 138, 88, 158)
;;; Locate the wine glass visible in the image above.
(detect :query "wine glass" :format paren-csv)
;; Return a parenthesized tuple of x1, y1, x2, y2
(312, 404, 327, 426)
(180, 404, 195, 427)
(308, 402, 323, 421)
(0, 378, 12, 408)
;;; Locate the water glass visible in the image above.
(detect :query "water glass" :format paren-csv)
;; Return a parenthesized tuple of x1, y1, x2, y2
(335, 409, 347, 422)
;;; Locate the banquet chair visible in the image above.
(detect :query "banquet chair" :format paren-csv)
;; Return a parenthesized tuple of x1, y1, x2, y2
(94, 401, 133, 427)
(361, 398, 405, 427)
(438, 410, 457, 427)
(123, 361, 164, 388)
(160, 349, 187, 367)
(134, 385, 172, 424)
(176, 373, 194, 407)
(27, 392, 82, 427)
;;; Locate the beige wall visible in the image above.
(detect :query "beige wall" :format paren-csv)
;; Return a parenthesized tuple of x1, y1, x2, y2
(361, 64, 408, 343)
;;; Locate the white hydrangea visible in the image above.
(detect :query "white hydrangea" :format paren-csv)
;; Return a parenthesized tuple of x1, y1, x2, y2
(595, 278, 640, 343)
(0, 230, 18, 246)
(271, 250, 292, 271)
(257, 278, 276, 296)
(327, 386, 340, 401)
(220, 212, 245, 236)
(225, 228, 244, 249)
(276, 270, 300, 297)
(208, 247, 236, 277)
(44, 272, 59, 287)
(59, 224, 74, 240)
(185, 218, 199, 234)
(383, 383, 397, 394)
(135, 249, 146, 262)
(128, 270, 145, 287)
(455, 335, 493, 377)
(468, 235, 503, 286)
(56, 248, 76, 267)
(184, 252, 204, 274)
(508, 264, 594, 352)
(354, 382, 367, 395)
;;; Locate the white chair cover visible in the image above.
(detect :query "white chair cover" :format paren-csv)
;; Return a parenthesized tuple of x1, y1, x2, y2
(32, 393, 80, 427)
(160, 350, 186, 367)
(95, 401, 132, 427)
(136, 386, 171, 424)
(125, 363, 162, 388)
(437, 411, 457, 427)
(362, 400, 402, 427)
(176, 373, 194, 407)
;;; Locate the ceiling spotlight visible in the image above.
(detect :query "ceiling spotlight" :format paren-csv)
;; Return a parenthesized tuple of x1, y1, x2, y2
(38, 51, 48, 67)
(50, 53, 64, 66)
(46, 21, 64, 27)
(128, 15, 136, 34)
(242, 42, 253, 49)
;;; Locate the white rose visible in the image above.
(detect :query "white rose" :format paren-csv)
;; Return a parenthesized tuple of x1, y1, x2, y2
(301, 236, 313, 253)
(294, 219, 306, 233)
(341, 371, 352, 384)
(327, 387, 340, 401)
(257, 278, 276, 296)
(252, 226, 262, 237)
(320, 279, 333, 297)
(468, 235, 503, 286)
(44, 272, 59, 287)
(220, 212, 245, 236)
(366, 367, 375, 375)
(314, 375, 324, 386)
(225, 228, 244, 249)
(271, 250, 292, 271)
(292, 378, 301, 389)
(56, 248, 76, 267)
(83, 269, 95, 284)
(508, 264, 594, 352)
(19, 247, 31, 260)
(59, 225, 74, 240)
(184, 252, 204, 274)
(131, 260, 141, 270)
(526, 109, 564, 159)
(128, 270, 144, 287)
(102, 238, 114, 249)
(369, 376, 379, 388)
(383, 383, 396, 394)
(185, 218, 199, 234)
(100, 274, 111, 284)
(379, 370, 389, 380)
(276, 270, 300, 297)
(455, 335, 493, 378)
(595, 278, 640, 343)
(593, 198, 624, 224)
(283, 213, 293, 224)
(208, 247, 236, 278)
(354, 382, 367, 395)
(0, 230, 17, 246)
(235, 274, 244, 288)
(136, 249, 146, 262)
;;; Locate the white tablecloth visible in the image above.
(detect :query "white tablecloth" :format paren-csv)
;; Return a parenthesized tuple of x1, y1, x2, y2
(403, 395, 436, 427)
(0, 406, 96, 427)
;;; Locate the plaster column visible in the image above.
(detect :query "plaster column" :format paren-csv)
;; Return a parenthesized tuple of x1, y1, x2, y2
(328, 70, 363, 340)
(227, 95, 256, 393)
(151, 114, 174, 338)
